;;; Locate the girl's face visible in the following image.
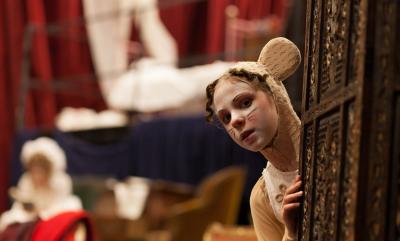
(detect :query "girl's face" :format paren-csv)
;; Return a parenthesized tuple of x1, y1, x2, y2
(30, 164, 50, 187)
(213, 78, 279, 152)
(27, 156, 51, 187)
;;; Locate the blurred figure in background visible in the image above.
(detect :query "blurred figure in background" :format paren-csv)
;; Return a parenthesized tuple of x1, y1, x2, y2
(0, 137, 82, 231)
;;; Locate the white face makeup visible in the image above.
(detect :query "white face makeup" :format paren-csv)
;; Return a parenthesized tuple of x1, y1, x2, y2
(213, 78, 279, 152)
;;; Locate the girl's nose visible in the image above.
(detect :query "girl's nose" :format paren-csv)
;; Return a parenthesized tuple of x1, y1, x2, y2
(231, 114, 245, 129)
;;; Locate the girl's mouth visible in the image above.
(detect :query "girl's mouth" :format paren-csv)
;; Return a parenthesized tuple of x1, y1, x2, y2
(240, 129, 255, 141)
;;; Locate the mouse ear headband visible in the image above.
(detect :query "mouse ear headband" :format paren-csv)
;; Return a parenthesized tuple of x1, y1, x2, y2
(227, 37, 301, 83)
(257, 37, 301, 81)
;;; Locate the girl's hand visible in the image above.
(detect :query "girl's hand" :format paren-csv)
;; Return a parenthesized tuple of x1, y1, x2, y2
(281, 175, 303, 237)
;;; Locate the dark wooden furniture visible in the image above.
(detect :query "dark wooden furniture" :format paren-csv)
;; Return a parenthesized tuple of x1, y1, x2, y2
(299, 1, 400, 241)
(78, 166, 246, 241)
(203, 223, 257, 241)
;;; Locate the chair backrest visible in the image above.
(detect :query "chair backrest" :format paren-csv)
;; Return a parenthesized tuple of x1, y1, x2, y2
(203, 223, 257, 241)
(196, 165, 247, 225)
(91, 215, 128, 241)
(165, 166, 247, 241)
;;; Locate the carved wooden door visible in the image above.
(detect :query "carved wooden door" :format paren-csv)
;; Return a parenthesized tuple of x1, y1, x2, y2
(299, 0, 399, 241)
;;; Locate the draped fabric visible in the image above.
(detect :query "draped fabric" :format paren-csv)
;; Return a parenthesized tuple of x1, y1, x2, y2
(11, 116, 265, 195)
(11, 115, 266, 223)
(1, 0, 24, 213)
(26, 0, 57, 126)
(204, 0, 288, 58)
(0, 0, 286, 212)
(0, 220, 39, 241)
(31, 211, 94, 241)
(0, 0, 12, 214)
(82, 0, 143, 98)
(0, 0, 105, 212)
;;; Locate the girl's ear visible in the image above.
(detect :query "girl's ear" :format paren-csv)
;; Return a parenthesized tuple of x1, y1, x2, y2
(257, 37, 301, 82)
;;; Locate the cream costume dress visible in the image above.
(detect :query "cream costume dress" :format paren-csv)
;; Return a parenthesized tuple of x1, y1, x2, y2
(0, 137, 82, 231)
(250, 165, 298, 241)
(219, 37, 302, 241)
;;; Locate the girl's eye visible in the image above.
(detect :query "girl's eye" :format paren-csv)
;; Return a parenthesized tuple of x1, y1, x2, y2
(240, 98, 252, 108)
(221, 113, 231, 124)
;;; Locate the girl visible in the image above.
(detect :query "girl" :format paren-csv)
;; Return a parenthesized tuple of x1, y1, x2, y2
(205, 37, 303, 241)
(0, 137, 82, 231)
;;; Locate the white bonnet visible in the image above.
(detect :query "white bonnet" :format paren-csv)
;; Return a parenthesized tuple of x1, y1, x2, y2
(21, 137, 66, 171)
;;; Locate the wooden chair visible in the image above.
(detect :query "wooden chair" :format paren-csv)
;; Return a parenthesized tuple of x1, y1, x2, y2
(92, 215, 149, 241)
(158, 166, 247, 241)
(203, 223, 257, 241)
(75, 166, 246, 241)
(80, 177, 193, 241)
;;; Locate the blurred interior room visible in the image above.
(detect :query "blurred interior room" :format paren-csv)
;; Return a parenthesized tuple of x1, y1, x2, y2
(0, 0, 307, 240)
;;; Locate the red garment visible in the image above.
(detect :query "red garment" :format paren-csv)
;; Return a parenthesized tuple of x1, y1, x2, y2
(31, 211, 94, 241)
(0, 220, 39, 241)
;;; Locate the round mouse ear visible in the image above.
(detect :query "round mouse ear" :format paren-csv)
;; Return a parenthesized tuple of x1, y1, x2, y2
(257, 37, 301, 82)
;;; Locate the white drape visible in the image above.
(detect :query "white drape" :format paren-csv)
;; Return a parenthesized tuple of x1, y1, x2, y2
(82, 0, 178, 98)
(83, 0, 231, 112)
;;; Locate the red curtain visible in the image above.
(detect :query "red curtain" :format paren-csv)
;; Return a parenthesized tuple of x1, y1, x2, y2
(205, 0, 288, 58)
(159, 0, 287, 63)
(0, 0, 25, 212)
(0, 0, 105, 212)
(0, 0, 285, 212)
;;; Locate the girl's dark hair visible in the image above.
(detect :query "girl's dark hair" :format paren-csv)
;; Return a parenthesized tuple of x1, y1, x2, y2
(205, 69, 271, 123)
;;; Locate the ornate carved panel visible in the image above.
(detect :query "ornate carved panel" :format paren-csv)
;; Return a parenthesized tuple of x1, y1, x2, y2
(347, 0, 362, 86)
(363, 1, 398, 241)
(312, 111, 341, 241)
(393, 96, 400, 240)
(301, 0, 399, 241)
(319, 0, 350, 98)
(338, 102, 358, 241)
(301, 0, 364, 237)
(304, 0, 321, 110)
(300, 125, 314, 241)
